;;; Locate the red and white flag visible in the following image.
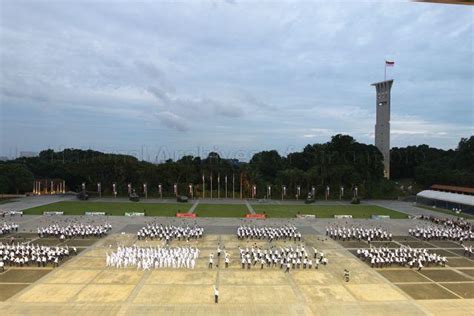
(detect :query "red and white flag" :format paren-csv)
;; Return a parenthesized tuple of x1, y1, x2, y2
(385, 60, 395, 67)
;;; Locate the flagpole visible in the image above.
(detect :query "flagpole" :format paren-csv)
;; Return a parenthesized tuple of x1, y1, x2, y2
(240, 173, 242, 199)
(384, 61, 386, 81)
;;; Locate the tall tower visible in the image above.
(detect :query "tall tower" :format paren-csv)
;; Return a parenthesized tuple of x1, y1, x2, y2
(371, 80, 393, 179)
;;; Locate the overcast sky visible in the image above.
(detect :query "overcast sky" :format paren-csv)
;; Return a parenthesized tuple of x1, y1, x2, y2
(1, 0, 472, 161)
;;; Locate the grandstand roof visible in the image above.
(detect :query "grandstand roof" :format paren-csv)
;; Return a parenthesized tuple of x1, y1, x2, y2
(417, 190, 474, 206)
(431, 184, 474, 195)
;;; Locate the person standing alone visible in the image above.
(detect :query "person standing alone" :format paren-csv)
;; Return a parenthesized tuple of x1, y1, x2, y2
(214, 286, 219, 303)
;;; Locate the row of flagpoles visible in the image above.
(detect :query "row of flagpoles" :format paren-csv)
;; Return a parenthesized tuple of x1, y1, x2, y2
(81, 178, 359, 200)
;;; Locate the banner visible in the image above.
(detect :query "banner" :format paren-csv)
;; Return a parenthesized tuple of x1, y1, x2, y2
(85, 212, 106, 216)
(176, 213, 196, 218)
(44, 211, 64, 215)
(246, 213, 266, 219)
(371, 215, 390, 220)
(9, 210, 23, 215)
(125, 212, 145, 217)
(297, 214, 316, 219)
(334, 215, 352, 219)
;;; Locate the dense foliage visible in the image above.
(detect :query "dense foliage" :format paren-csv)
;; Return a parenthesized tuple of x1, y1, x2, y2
(1, 134, 472, 198)
(390, 136, 474, 187)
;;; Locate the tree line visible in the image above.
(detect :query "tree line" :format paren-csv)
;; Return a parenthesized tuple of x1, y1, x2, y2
(390, 136, 473, 187)
(0, 134, 472, 199)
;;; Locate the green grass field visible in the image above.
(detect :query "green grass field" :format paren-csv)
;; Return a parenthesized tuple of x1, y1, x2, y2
(22, 200, 408, 218)
(415, 205, 474, 219)
(23, 201, 189, 216)
(194, 203, 248, 217)
(251, 204, 408, 218)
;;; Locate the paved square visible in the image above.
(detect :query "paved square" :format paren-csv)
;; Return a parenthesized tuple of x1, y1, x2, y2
(345, 283, 407, 301)
(1, 230, 473, 315)
(75, 284, 135, 303)
(446, 257, 474, 268)
(396, 283, 459, 300)
(134, 285, 214, 304)
(378, 270, 431, 283)
(419, 269, 470, 282)
(0, 269, 50, 283)
(299, 284, 355, 302)
(441, 283, 474, 299)
(147, 270, 216, 285)
(45, 269, 101, 284)
(93, 270, 145, 284)
(15, 284, 84, 303)
(0, 284, 29, 301)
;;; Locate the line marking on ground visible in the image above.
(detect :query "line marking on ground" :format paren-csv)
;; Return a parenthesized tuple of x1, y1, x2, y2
(245, 200, 255, 214)
(188, 200, 200, 214)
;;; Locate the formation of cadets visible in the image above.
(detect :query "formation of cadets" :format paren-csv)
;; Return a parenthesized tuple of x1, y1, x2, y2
(356, 246, 447, 270)
(236, 225, 302, 241)
(0, 242, 76, 268)
(463, 245, 473, 257)
(235, 244, 327, 272)
(37, 223, 112, 239)
(419, 215, 472, 231)
(0, 210, 22, 217)
(0, 222, 19, 235)
(137, 224, 204, 242)
(326, 225, 392, 242)
(409, 225, 473, 243)
(106, 246, 199, 270)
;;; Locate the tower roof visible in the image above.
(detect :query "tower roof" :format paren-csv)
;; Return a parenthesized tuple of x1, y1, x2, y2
(371, 79, 394, 86)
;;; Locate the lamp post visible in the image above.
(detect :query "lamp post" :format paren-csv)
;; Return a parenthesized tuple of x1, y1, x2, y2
(113, 183, 117, 198)
(210, 173, 213, 199)
(232, 174, 235, 199)
(97, 182, 101, 198)
(143, 183, 147, 199)
(202, 174, 205, 199)
(267, 185, 271, 199)
(158, 184, 162, 199)
(225, 175, 228, 199)
(282, 185, 286, 200)
(217, 174, 220, 199)
(296, 185, 301, 200)
(239, 173, 242, 199)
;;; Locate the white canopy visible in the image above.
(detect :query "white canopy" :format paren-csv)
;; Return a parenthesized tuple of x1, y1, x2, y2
(417, 190, 474, 207)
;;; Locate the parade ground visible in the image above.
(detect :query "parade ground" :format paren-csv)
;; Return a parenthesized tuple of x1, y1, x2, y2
(0, 197, 473, 315)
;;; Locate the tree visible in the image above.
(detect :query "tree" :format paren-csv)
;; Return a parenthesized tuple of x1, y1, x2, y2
(0, 164, 34, 194)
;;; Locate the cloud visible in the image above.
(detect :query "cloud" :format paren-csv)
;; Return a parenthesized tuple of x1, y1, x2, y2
(147, 86, 170, 103)
(155, 111, 189, 132)
(147, 86, 245, 121)
(0, 1, 472, 157)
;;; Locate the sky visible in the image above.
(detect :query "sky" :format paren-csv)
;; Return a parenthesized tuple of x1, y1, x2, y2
(0, 0, 473, 162)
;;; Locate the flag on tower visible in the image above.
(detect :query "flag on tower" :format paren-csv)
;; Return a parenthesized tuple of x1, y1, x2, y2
(385, 60, 395, 67)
